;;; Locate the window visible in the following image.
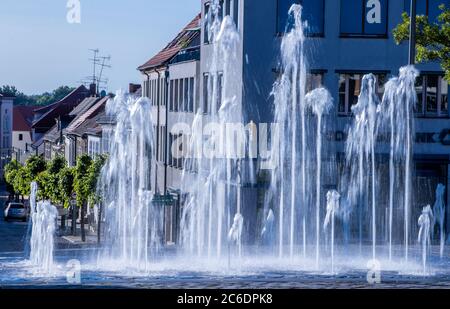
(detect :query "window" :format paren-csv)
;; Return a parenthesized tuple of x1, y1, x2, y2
(203, 73, 210, 114)
(306, 72, 323, 92)
(174, 79, 179, 112)
(340, 0, 388, 37)
(18, 134, 23, 141)
(189, 77, 195, 112)
(338, 73, 387, 115)
(415, 75, 449, 117)
(277, 0, 324, 36)
(169, 80, 174, 111)
(183, 78, 189, 112)
(179, 79, 184, 112)
(216, 73, 223, 111)
(404, 0, 450, 23)
(204, 3, 210, 44)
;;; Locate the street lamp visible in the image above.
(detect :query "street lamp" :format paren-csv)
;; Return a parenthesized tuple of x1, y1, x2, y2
(409, 0, 417, 65)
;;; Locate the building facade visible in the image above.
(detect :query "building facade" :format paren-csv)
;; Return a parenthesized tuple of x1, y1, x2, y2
(137, 0, 450, 243)
(0, 93, 14, 177)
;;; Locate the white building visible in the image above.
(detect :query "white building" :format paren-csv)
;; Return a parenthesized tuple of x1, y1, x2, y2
(0, 93, 14, 175)
(12, 106, 35, 164)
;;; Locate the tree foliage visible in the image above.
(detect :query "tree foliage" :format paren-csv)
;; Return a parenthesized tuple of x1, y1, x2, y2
(393, 4, 450, 81)
(0, 85, 75, 106)
(3, 154, 105, 209)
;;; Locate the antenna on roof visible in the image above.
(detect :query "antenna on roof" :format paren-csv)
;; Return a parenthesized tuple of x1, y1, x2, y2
(85, 49, 111, 95)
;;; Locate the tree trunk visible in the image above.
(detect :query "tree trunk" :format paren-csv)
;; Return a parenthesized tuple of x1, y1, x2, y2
(81, 202, 86, 242)
(71, 205, 77, 236)
(61, 215, 66, 231)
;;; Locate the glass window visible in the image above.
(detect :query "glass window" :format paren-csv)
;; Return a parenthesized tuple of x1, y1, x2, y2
(217, 73, 223, 111)
(338, 73, 386, 115)
(19, 134, 23, 141)
(341, 0, 388, 37)
(174, 79, 179, 112)
(179, 79, 184, 112)
(405, 0, 450, 22)
(338, 75, 347, 113)
(169, 80, 174, 111)
(203, 74, 209, 114)
(204, 3, 210, 44)
(426, 75, 438, 113)
(189, 77, 195, 112)
(441, 77, 448, 114)
(306, 73, 323, 92)
(277, 0, 324, 36)
(184, 78, 189, 112)
(415, 76, 425, 114)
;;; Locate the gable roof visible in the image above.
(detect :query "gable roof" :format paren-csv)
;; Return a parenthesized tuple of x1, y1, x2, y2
(32, 85, 90, 130)
(13, 106, 36, 131)
(138, 14, 201, 71)
(65, 96, 108, 136)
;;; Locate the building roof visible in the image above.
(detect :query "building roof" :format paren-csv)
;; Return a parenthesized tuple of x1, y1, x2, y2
(65, 96, 108, 137)
(13, 106, 36, 132)
(32, 85, 90, 130)
(138, 14, 201, 71)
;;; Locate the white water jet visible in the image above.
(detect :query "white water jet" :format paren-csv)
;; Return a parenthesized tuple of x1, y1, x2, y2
(261, 209, 275, 246)
(180, 0, 242, 260)
(267, 3, 310, 259)
(433, 184, 446, 258)
(99, 92, 157, 270)
(29, 182, 58, 274)
(345, 74, 378, 260)
(324, 190, 340, 274)
(305, 87, 333, 267)
(378, 66, 418, 262)
(418, 205, 433, 274)
(228, 213, 244, 258)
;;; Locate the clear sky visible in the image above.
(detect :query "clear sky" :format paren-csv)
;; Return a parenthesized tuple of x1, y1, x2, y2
(0, 0, 200, 95)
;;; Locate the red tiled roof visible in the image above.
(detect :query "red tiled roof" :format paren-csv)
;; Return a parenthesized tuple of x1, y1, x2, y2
(138, 14, 201, 71)
(13, 106, 36, 132)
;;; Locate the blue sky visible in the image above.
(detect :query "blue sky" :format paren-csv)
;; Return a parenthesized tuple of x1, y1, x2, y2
(0, 0, 200, 94)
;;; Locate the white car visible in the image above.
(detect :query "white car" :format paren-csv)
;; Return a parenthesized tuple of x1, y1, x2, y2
(4, 202, 28, 222)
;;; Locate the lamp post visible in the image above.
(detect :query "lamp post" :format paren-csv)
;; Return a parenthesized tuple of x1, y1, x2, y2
(409, 0, 417, 65)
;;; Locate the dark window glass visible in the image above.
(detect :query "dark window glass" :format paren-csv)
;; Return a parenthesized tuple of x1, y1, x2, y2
(341, 0, 388, 36)
(169, 80, 174, 111)
(415, 76, 424, 114)
(204, 4, 210, 44)
(174, 79, 179, 112)
(189, 77, 195, 112)
(217, 73, 223, 111)
(203, 74, 209, 114)
(179, 79, 184, 112)
(441, 78, 448, 114)
(18, 134, 23, 141)
(338, 75, 346, 113)
(184, 78, 189, 112)
(426, 75, 438, 113)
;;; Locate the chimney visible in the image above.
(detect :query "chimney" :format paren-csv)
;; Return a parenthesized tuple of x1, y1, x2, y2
(89, 83, 97, 97)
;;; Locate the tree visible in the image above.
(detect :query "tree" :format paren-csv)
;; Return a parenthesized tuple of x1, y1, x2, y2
(393, 4, 450, 81)
(73, 155, 92, 241)
(0, 85, 75, 106)
(58, 167, 75, 209)
(4, 160, 21, 198)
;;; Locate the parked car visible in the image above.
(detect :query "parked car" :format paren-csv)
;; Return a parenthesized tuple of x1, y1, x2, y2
(4, 202, 28, 222)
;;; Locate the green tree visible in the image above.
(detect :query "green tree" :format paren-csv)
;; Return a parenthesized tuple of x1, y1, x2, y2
(58, 167, 75, 209)
(4, 159, 21, 198)
(393, 4, 450, 81)
(73, 155, 92, 241)
(1, 85, 75, 106)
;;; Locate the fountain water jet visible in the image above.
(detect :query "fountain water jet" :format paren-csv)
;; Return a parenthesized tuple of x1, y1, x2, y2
(345, 74, 378, 260)
(433, 184, 446, 258)
(29, 181, 58, 274)
(324, 190, 340, 274)
(305, 87, 333, 266)
(418, 205, 433, 274)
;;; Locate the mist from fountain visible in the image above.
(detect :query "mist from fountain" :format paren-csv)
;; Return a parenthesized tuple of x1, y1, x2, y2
(418, 205, 433, 274)
(345, 74, 379, 259)
(29, 181, 58, 274)
(179, 0, 243, 261)
(378, 66, 419, 261)
(324, 190, 340, 274)
(433, 183, 446, 258)
(98, 92, 157, 270)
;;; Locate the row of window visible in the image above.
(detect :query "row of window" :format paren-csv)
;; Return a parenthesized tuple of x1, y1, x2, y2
(338, 72, 448, 116)
(169, 77, 196, 113)
(276, 0, 449, 38)
(143, 77, 167, 106)
(202, 72, 223, 114)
